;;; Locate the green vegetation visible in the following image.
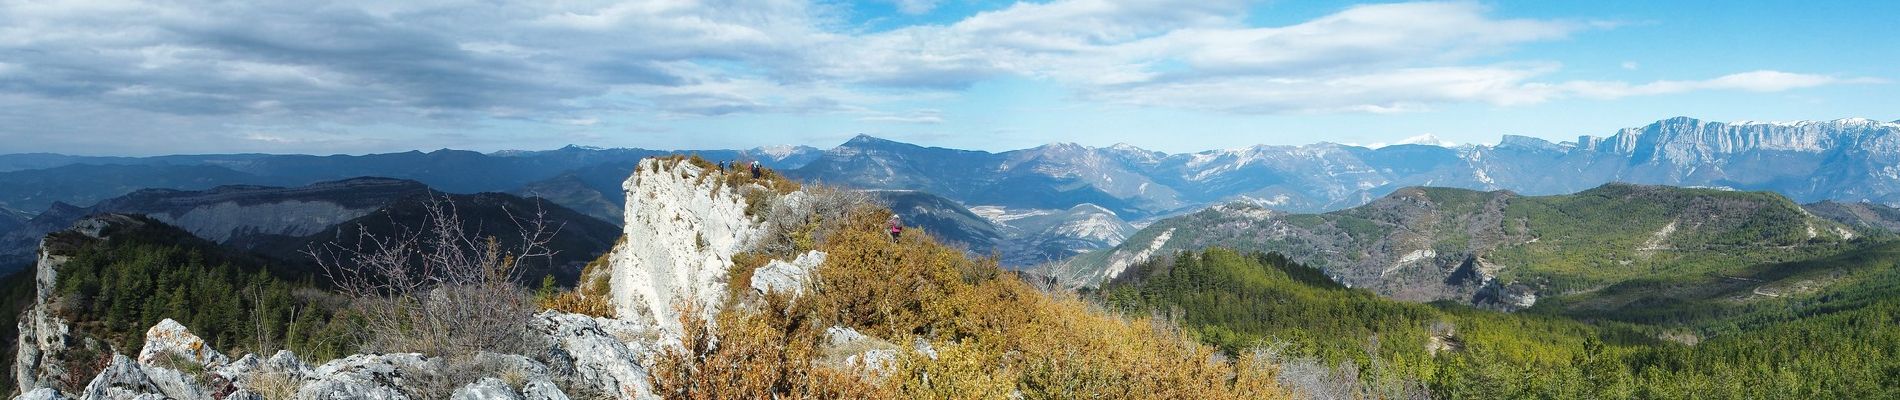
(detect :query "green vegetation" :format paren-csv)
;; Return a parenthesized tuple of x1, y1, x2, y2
(1484, 185, 1847, 291)
(47, 223, 355, 362)
(1102, 247, 1900, 399)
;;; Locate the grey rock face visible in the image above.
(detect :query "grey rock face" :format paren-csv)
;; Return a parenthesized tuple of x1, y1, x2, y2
(527, 311, 658, 400)
(13, 216, 148, 393)
(13, 237, 76, 392)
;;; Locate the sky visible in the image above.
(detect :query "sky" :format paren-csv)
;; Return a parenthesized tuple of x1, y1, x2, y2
(0, 0, 1893, 156)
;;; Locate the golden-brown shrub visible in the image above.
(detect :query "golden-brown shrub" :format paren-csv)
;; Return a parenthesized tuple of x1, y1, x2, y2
(654, 182, 1290, 399)
(540, 240, 619, 318)
(650, 296, 891, 400)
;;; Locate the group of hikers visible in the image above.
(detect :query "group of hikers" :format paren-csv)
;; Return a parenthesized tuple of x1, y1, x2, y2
(715, 159, 764, 179)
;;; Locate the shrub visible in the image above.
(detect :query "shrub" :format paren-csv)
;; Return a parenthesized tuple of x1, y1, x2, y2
(309, 195, 550, 356)
(655, 200, 1292, 399)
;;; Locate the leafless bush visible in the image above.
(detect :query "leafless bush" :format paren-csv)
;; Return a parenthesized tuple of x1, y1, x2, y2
(754, 186, 873, 256)
(307, 195, 557, 357)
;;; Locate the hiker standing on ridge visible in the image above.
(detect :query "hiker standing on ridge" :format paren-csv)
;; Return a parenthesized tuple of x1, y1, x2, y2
(750, 161, 762, 179)
(887, 215, 903, 242)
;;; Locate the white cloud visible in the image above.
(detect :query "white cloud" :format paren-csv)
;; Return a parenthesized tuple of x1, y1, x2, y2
(1621, 61, 1639, 70)
(1555, 70, 1885, 99)
(885, 0, 939, 15)
(0, 0, 1885, 154)
(858, 109, 945, 124)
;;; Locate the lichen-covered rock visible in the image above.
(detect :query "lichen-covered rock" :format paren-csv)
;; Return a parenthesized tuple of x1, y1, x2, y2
(518, 379, 570, 400)
(137, 319, 229, 368)
(609, 158, 764, 336)
(119, 319, 225, 400)
(17, 388, 67, 400)
(78, 355, 162, 400)
(268, 350, 313, 375)
(294, 353, 435, 400)
(449, 378, 520, 400)
(528, 311, 657, 400)
(749, 250, 826, 297)
(139, 365, 214, 400)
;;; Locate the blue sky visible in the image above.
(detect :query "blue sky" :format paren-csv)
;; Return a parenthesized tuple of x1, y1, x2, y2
(0, 1, 1892, 155)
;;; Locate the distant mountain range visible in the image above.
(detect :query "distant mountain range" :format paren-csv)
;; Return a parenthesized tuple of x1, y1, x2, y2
(0, 177, 620, 279)
(791, 117, 1900, 220)
(7, 116, 1900, 268)
(0, 145, 823, 217)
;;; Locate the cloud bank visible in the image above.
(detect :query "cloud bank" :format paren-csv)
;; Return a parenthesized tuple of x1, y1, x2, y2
(0, 0, 1879, 153)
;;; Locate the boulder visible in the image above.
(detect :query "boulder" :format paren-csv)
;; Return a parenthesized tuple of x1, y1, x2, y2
(518, 379, 571, 400)
(449, 378, 520, 400)
(136, 319, 229, 368)
(528, 311, 658, 400)
(749, 251, 826, 297)
(77, 355, 162, 400)
(17, 388, 67, 400)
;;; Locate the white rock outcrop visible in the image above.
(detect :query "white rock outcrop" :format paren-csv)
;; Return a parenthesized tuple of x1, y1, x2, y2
(749, 250, 826, 297)
(527, 311, 658, 400)
(12, 217, 143, 393)
(609, 158, 764, 337)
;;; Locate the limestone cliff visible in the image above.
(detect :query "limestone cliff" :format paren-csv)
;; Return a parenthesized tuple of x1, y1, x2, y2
(607, 158, 764, 337)
(12, 215, 150, 393)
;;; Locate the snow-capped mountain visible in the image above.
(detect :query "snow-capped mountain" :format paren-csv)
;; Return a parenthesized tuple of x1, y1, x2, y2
(794, 117, 1900, 217)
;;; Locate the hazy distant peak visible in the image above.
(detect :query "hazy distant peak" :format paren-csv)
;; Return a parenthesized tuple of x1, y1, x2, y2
(1395, 134, 1458, 147)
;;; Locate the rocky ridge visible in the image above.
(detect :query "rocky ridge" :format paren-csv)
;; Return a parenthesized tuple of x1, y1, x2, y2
(8, 157, 885, 399)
